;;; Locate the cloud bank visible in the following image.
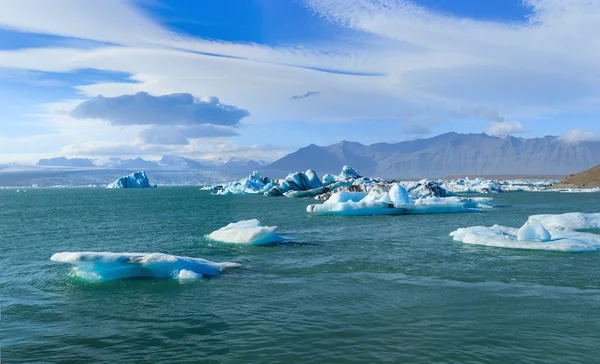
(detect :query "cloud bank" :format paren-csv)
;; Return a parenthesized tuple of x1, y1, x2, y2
(486, 121, 527, 136)
(70, 92, 249, 126)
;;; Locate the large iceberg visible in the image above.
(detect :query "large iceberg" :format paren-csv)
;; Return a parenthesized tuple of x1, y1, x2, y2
(50, 252, 240, 280)
(209, 166, 459, 200)
(213, 167, 356, 197)
(107, 171, 155, 188)
(450, 213, 600, 252)
(307, 183, 492, 216)
(207, 219, 283, 245)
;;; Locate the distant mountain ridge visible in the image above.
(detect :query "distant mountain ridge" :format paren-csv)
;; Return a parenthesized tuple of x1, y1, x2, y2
(266, 133, 600, 178)
(37, 157, 96, 168)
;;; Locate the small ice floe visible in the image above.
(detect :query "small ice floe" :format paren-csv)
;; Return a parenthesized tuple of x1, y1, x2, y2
(50, 252, 240, 280)
(207, 219, 283, 245)
(16, 189, 26, 193)
(307, 184, 493, 216)
(450, 213, 600, 252)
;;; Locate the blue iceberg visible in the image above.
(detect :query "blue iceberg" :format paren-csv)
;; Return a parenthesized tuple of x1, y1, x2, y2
(107, 171, 155, 188)
(50, 252, 240, 280)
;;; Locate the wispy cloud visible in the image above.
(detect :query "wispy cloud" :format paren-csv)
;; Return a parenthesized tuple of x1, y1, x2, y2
(559, 129, 600, 144)
(486, 121, 527, 136)
(291, 91, 320, 100)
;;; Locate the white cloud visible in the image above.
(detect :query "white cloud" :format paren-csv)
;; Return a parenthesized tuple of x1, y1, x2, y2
(559, 129, 600, 143)
(2, 0, 600, 160)
(486, 121, 527, 136)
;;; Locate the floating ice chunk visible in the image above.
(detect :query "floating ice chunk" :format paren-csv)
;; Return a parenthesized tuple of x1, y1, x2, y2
(517, 218, 551, 242)
(324, 191, 368, 204)
(450, 213, 600, 252)
(177, 270, 203, 279)
(284, 186, 328, 198)
(50, 252, 239, 280)
(340, 165, 360, 179)
(305, 169, 323, 189)
(107, 171, 154, 188)
(450, 226, 600, 252)
(322, 174, 338, 185)
(307, 195, 492, 216)
(389, 184, 409, 204)
(530, 213, 600, 231)
(207, 219, 283, 245)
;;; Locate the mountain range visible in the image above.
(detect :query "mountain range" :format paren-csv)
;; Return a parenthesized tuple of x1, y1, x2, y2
(266, 133, 600, 178)
(33, 133, 600, 179)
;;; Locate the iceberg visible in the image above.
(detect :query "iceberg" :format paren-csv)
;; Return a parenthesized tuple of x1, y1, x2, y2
(450, 213, 600, 252)
(211, 166, 457, 200)
(215, 167, 355, 197)
(107, 171, 154, 188)
(307, 183, 492, 216)
(339, 165, 360, 179)
(207, 219, 283, 245)
(528, 212, 600, 231)
(516, 218, 552, 242)
(50, 252, 240, 280)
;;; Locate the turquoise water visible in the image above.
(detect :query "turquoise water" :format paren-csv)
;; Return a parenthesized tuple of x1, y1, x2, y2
(2, 188, 600, 363)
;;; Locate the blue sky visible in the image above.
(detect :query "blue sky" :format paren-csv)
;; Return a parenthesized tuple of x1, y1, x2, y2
(0, 0, 599, 163)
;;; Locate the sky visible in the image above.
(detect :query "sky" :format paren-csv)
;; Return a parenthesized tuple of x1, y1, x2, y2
(1, 0, 600, 164)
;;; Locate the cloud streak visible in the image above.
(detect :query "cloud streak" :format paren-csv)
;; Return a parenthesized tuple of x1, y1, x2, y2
(291, 91, 320, 100)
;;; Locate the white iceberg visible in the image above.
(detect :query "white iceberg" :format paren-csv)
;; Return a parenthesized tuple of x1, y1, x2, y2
(339, 165, 360, 179)
(439, 178, 556, 194)
(50, 252, 240, 280)
(516, 218, 552, 242)
(307, 183, 492, 216)
(207, 219, 283, 245)
(528, 212, 600, 231)
(450, 213, 600, 252)
(107, 171, 154, 188)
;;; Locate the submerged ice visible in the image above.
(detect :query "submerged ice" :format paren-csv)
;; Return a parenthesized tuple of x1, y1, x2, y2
(207, 219, 283, 245)
(450, 213, 600, 252)
(307, 183, 492, 216)
(50, 252, 240, 280)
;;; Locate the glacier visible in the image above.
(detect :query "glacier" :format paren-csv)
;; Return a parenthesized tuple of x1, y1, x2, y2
(207, 219, 284, 245)
(107, 171, 155, 188)
(50, 252, 240, 280)
(450, 213, 600, 252)
(307, 183, 493, 216)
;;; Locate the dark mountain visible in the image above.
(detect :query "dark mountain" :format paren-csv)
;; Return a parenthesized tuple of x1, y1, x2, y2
(37, 157, 96, 168)
(266, 133, 600, 178)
